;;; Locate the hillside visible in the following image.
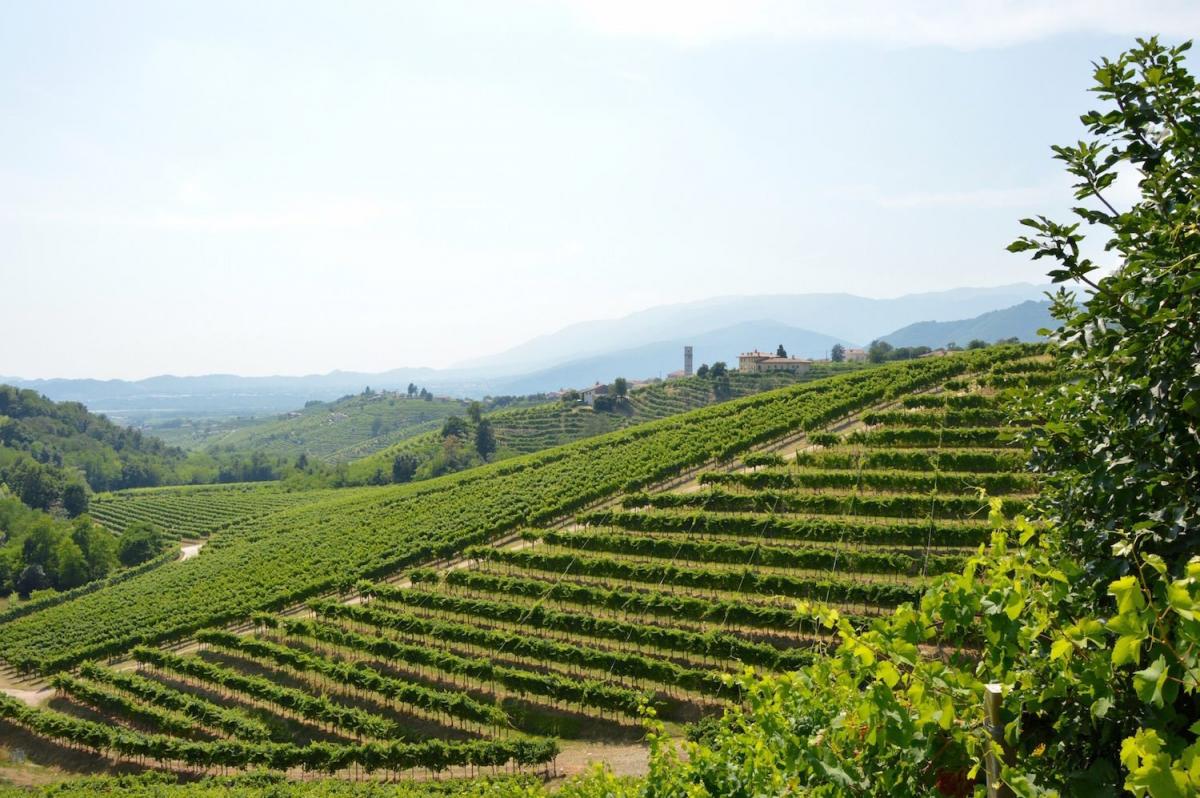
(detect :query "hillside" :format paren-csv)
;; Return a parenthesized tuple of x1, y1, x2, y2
(0, 385, 193, 510)
(193, 391, 500, 464)
(879, 299, 1053, 348)
(0, 346, 1046, 784)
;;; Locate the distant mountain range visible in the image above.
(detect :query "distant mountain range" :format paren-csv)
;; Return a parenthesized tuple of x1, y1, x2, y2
(879, 300, 1053, 349)
(2, 284, 1052, 418)
(454, 283, 1051, 373)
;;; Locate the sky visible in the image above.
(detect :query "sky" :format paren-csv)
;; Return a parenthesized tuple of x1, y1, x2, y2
(2, 1, 1195, 380)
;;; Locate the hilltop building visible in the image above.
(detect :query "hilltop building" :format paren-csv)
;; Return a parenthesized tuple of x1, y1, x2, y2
(843, 347, 868, 362)
(738, 350, 813, 374)
(579, 383, 608, 406)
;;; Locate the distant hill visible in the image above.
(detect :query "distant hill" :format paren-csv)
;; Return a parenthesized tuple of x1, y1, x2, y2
(0, 385, 190, 510)
(454, 283, 1051, 373)
(878, 300, 1053, 349)
(483, 320, 853, 395)
(4, 369, 449, 420)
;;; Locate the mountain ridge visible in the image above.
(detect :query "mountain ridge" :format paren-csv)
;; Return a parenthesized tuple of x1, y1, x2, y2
(879, 300, 1053, 349)
(453, 282, 1051, 372)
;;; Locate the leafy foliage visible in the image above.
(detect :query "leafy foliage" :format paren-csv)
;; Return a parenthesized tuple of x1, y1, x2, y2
(0, 385, 188, 495)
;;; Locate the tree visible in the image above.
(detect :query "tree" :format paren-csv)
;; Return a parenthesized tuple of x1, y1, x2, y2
(295, 453, 309, 471)
(429, 435, 472, 477)
(867, 339, 893, 363)
(709, 362, 728, 379)
(117, 521, 166, 567)
(1002, 36, 1200, 791)
(61, 482, 88, 517)
(441, 416, 469, 439)
(391, 453, 419, 484)
(15, 564, 50, 598)
(474, 419, 496, 461)
(830, 344, 845, 363)
(775, 344, 788, 357)
(20, 518, 56, 569)
(0, 553, 12, 597)
(52, 537, 89, 590)
(406, 383, 417, 398)
(696, 364, 710, 378)
(3, 458, 61, 511)
(466, 402, 484, 424)
(72, 519, 116, 581)
(967, 339, 988, 349)
(612, 378, 628, 398)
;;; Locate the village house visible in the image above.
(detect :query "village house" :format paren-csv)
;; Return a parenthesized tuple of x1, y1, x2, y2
(578, 383, 609, 406)
(843, 347, 868, 362)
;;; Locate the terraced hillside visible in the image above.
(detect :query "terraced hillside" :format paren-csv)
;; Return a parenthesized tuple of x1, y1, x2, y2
(0, 348, 1051, 783)
(197, 393, 486, 463)
(347, 365, 863, 483)
(89, 483, 337, 541)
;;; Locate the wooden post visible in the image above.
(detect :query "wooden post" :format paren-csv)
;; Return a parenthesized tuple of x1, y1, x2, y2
(984, 682, 1012, 798)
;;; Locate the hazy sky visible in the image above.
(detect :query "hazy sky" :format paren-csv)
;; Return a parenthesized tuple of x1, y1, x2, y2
(2, 1, 1194, 379)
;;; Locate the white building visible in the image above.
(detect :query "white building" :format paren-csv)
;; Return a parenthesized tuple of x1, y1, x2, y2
(578, 383, 608, 406)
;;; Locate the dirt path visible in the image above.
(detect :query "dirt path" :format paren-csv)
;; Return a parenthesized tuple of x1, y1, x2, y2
(179, 540, 206, 561)
(1, 687, 51, 707)
(553, 740, 650, 780)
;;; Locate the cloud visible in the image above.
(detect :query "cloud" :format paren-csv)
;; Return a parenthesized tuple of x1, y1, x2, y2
(560, 0, 1200, 50)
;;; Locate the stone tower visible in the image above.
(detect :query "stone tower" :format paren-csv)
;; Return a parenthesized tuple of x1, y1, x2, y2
(684, 346, 693, 377)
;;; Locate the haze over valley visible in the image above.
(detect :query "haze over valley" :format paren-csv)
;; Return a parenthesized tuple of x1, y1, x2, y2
(4, 285, 1052, 420)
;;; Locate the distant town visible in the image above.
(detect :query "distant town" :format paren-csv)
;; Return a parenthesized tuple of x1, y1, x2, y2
(558, 341, 971, 406)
